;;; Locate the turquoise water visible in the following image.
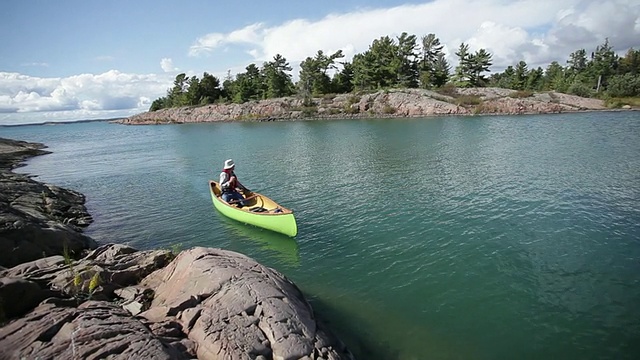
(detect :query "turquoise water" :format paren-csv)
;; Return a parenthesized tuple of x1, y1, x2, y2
(3, 112, 640, 359)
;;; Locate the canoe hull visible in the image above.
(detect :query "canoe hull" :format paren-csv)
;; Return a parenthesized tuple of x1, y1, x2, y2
(209, 181, 297, 237)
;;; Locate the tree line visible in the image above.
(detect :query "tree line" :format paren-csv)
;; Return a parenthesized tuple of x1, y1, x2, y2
(150, 33, 640, 111)
(490, 39, 640, 98)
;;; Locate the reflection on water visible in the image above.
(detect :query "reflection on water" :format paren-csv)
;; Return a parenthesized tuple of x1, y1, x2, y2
(218, 214, 301, 268)
(305, 282, 474, 360)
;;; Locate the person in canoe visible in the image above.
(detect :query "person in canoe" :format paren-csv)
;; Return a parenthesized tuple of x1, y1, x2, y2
(219, 159, 250, 206)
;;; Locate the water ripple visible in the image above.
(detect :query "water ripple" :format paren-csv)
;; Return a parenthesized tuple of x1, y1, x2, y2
(5, 113, 640, 360)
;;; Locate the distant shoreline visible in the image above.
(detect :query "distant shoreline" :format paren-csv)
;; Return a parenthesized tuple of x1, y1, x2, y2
(0, 118, 115, 128)
(4, 87, 636, 127)
(116, 87, 614, 125)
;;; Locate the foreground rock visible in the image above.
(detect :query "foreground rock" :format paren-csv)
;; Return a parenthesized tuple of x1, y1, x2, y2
(141, 247, 348, 359)
(0, 244, 353, 359)
(0, 301, 187, 359)
(118, 87, 608, 124)
(0, 138, 97, 268)
(0, 138, 49, 170)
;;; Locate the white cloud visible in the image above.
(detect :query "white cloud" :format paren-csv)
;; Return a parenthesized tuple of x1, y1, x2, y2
(466, 22, 530, 69)
(20, 62, 49, 67)
(2, 0, 640, 125)
(189, 33, 227, 56)
(189, 23, 264, 57)
(227, 23, 264, 44)
(160, 58, 178, 72)
(0, 70, 172, 125)
(189, 0, 640, 72)
(552, 0, 640, 49)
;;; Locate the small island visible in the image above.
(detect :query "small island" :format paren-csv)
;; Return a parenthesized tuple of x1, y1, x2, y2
(119, 34, 638, 125)
(118, 87, 611, 125)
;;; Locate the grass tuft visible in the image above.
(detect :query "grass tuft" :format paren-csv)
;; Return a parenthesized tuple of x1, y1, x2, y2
(510, 90, 534, 98)
(88, 273, 101, 294)
(382, 104, 396, 114)
(605, 97, 640, 108)
(456, 95, 482, 106)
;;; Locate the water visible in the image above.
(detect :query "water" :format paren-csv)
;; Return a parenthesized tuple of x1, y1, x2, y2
(3, 112, 639, 359)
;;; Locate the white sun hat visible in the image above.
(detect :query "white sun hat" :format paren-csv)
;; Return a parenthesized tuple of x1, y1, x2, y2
(223, 159, 235, 169)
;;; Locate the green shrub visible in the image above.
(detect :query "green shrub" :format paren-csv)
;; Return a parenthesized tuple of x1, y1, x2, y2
(605, 97, 640, 108)
(302, 106, 317, 117)
(88, 273, 101, 294)
(321, 94, 336, 104)
(606, 74, 640, 97)
(62, 242, 73, 265)
(436, 83, 458, 97)
(344, 105, 359, 114)
(473, 103, 492, 114)
(170, 243, 183, 256)
(382, 104, 396, 114)
(456, 95, 482, 106)
(568, 82, 593, 98)
(302, 96, 315, 107)
(510, 90, 534, 98)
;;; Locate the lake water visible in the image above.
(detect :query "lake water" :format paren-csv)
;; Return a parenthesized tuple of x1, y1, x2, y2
(3, 112, 639, 359)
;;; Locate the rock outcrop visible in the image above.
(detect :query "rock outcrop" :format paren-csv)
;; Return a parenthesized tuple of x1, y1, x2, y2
(140, 247, 348, 360)
(0, 244, 352, 359)
(0, 139, 353, 359)
(118, 87, 608, 125)
(0, 138, 97, 268)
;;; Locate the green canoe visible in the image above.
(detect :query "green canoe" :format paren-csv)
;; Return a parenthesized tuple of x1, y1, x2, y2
(209, 180, 298, 237)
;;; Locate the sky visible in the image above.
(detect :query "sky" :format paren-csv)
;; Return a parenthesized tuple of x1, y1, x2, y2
(1, 0, 639, 125)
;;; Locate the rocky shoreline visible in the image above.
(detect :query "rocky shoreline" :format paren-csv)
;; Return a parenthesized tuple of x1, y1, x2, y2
(0, 138, 96, 268)
(0, 138, 353, 359)
(118, 87, 610, 125)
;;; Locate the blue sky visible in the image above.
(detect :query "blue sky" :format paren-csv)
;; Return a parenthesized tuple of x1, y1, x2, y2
(1, 0, 639, 125)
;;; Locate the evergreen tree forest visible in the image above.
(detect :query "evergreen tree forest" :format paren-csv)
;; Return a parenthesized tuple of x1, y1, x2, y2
(150, 34, 640, 112)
